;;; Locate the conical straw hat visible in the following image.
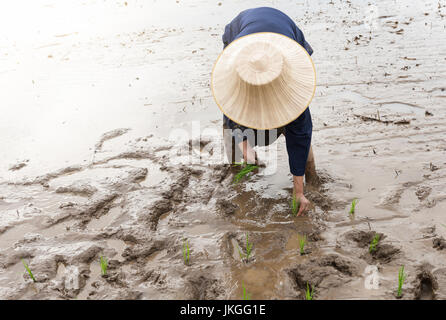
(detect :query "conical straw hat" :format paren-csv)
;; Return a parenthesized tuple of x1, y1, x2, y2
(211, 32, 316, 130)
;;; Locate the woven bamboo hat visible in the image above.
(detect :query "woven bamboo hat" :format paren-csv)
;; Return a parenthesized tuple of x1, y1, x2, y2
(211, 32, 316, 130)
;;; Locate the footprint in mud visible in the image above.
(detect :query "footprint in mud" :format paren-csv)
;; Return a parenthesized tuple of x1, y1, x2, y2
(183, 273, 226, 300)
(415, 186, 432, 201)
(344, 230, 384, 247)
(366, 243, 400, 264)
(304, 170, 342, 212)
(343, 230, 400, 263)
(216, 199, 238, 216)
(412, 264, 438, 300)
(432, 268, 446, 299)
(287, 254, 360, 299)
(432, 237, 446, 250)
(376, 182, 418, 210)
(224, 231, 259, 264)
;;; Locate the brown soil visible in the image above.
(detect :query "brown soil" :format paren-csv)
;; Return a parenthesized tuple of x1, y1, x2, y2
(1, 0, 446, 300)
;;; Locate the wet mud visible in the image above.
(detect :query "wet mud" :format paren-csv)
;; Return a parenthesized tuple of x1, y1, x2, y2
(1, 0, 446, 299)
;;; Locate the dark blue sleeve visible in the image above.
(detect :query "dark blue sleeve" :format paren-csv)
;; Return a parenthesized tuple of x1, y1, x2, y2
(293, 24, 313, 56)
(284, 108, 312, 176)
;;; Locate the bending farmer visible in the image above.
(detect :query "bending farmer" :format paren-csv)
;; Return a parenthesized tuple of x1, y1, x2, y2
(211, 7, 317, 216)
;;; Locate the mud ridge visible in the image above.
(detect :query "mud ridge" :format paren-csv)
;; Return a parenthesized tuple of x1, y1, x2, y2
(94, 128, 130, 152)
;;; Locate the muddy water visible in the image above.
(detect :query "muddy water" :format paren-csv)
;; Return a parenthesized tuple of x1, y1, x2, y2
(1, 0, 446, 299)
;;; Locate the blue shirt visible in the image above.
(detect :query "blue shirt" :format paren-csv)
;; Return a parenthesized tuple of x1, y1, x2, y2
(221, 7, 313, 176)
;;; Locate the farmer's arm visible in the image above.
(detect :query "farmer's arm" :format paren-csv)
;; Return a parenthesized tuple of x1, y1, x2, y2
(290, 23, 313, 214)
(285, 108, 313, 216)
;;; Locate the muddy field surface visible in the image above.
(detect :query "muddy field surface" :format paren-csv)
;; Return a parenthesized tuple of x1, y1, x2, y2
(0, 0, 445, 299)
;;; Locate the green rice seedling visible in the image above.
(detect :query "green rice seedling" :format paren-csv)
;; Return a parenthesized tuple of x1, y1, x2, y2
(232, 163, 259, 184)
(21, 259, 36, 282)
(397, 265, 406, 298)
(100, 256, 108, 276)
(298, 234, 307, 255)
(245, 233, 253, 260)
(369, 234, 380, 253)
(237, 233, 253, 261)
(349, 198, 358, 215)
(291, 193, 301, 217)
(305, 282, 314, 300)
(183, 239, 190, 265)
(241, 282, 251, 300)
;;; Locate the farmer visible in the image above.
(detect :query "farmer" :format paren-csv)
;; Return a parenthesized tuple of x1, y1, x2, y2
(211, 7, 317, 216)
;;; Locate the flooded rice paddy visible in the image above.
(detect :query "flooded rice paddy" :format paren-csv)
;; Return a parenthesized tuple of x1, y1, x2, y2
(0, 0, 445, 299)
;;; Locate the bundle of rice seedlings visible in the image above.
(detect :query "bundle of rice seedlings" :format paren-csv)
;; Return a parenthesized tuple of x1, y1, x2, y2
(232, 162, 259, 184)
(299, 234, 307, 255)
(349, 198, 358, 215)
(241, 282, 251, 300)
(369, 234, 380, 253)
(397, 266, 406, 298)
(100, 256, 108, 276)
(291, 193, 301, 217)
(305, 282, 314, 300)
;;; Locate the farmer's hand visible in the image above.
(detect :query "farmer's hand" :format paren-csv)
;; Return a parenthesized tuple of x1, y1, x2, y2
(295, 192, 310, 216)
(245, 147, 266, 168)
(293, 175, 310, 216)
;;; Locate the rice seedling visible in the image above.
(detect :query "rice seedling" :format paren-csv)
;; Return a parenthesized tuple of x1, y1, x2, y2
(349, 198, 358, 215)
(241, 282, 251, 300)
(369, 234, 380, 253)
(100, 256, 108, 276)
(291, 193, 301, 216)
(305, 282, 314, 300)
(183, 239, 190, 265)
(397, 265, 406, 298)
(245, 233, 253, 260)
(237, 233, 253, 261)
(298, 234, 307, 255)
(21, 259, 36, 282)
(232, 162, 259, 184)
